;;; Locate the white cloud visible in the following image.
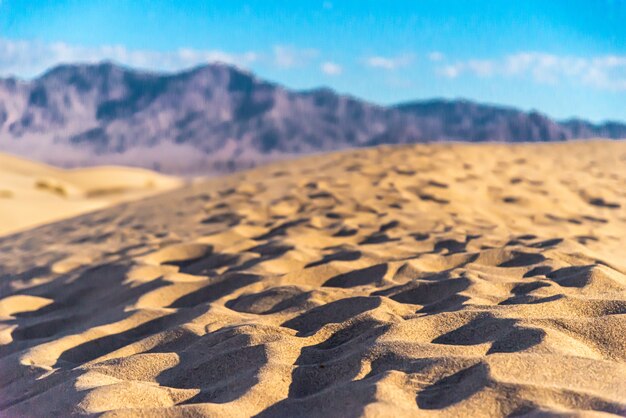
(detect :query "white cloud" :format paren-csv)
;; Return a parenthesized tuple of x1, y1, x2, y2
(321, 61, 342, 76)
(365, 54, 413, 70)
(428, 51, 444, 62)
(439, 65, 460, 79)
(466, 59, 495, 77)
(272, 45, 318, 69)
(437, 52, 626, 90)
(0, 38, 258, 78)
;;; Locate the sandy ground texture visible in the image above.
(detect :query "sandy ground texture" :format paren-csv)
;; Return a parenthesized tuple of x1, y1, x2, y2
(0, 152, 182, 236)
(0, 140, 625, 417)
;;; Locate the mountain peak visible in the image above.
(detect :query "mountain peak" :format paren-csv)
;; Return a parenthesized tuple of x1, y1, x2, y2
(40, 61, 125, 78)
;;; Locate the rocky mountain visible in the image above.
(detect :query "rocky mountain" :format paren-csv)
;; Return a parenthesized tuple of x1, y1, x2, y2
(394, 100, 626, 142)
(1, 62, 624, 173)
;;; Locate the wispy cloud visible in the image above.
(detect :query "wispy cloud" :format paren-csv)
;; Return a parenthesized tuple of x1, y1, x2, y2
(320, 61, 342, 76)
(364, 54, 413, 70)
(428, 51, 444, 62)
(272, 45, 318, 69)
(438, 52, 626, 90)
(0, 38, 258, 77)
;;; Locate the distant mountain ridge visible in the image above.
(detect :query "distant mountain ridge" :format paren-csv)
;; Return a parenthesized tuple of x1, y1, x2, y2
(1, 62, 624, 173)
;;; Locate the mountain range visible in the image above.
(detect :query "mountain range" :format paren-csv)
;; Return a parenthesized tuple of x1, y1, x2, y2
(1, 62, 625, 174)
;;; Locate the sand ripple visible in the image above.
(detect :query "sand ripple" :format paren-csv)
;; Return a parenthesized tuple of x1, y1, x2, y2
(0, 141, 625, 417)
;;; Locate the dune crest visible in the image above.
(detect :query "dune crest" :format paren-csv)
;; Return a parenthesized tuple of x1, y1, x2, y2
(0, 153, 182, 236)
(0, 141, 625, 417)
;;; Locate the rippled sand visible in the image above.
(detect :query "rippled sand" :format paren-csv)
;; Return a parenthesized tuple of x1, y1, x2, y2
(1, 141, 625, 417)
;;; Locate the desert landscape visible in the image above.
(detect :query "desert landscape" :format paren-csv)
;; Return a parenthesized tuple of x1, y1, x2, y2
(2, 63, 625, 175)
(0, 140, 624, 417)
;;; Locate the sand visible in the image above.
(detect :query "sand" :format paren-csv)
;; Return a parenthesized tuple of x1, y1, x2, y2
(0, 153, 182, 236)
(0, 141, 625, 417)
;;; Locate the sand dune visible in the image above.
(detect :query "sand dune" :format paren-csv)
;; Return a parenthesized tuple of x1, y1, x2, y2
(0, 141, 625, 417)
(0, 153, 182, 235)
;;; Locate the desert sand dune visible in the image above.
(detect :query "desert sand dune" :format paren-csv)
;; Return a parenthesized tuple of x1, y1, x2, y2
(0, 153, 182, 235)
(0, 141, 625, 417)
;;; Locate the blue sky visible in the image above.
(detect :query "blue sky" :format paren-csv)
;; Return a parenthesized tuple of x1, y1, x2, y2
(1, 0, 625, 121)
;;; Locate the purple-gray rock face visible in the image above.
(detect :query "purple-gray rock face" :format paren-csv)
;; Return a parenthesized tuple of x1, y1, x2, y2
(1, 62, 624, 174)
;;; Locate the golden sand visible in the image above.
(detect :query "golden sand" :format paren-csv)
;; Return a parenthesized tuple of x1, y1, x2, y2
(0, 141, 625, 417)
(0, 153, 182, 236)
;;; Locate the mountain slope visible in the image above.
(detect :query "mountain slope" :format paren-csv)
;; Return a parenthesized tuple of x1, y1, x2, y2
(395, 99, 626, 142)
(1, 62, 624, 173)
